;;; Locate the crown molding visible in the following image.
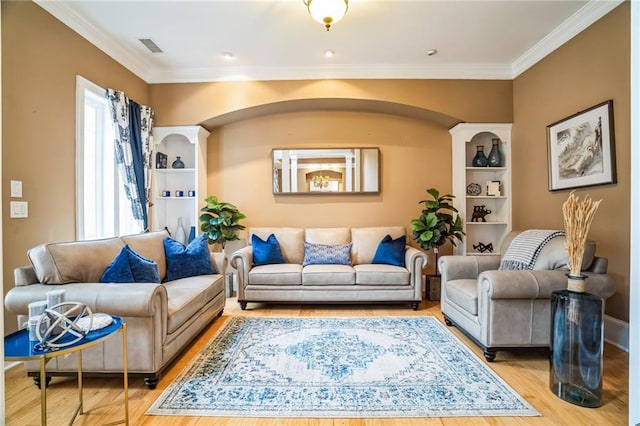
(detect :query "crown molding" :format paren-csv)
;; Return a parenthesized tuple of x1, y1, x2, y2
(34, 0, 154, 83)
(511, 0, 624, 78)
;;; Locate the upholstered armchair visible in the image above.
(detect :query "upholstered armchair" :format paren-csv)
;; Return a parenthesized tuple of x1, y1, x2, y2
(438, 230, 616, 361)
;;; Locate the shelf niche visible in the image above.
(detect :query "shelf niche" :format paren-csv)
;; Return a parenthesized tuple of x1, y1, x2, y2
(450, 123, 512, 256)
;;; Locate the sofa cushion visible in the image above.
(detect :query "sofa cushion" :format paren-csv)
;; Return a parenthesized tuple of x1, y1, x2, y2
(303, 242, 352, 266)
(250, 227, 304, 264)
(28, 237, 125, 284)
(164, 275, 221, 334)
(164, 235, 216, 281)
(249, 264, 303, 285)
(100, 245, 160, 283)
(351, 226, 406, 265)
(533, 236, 596, 271)
(445, 279, 478, 316)
(303, 265, 355, 285)
(500, 230, 596, 271)
(252, 234, 285, 266)
(354, 264, 410, 285)
(121, 230, 169, 281)
(372, 234, 406, 267)
(305, 227, 351, 245)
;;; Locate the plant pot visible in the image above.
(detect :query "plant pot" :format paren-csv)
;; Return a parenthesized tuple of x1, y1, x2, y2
(549, 287, 604, 407)
(426, 275, 441, 301)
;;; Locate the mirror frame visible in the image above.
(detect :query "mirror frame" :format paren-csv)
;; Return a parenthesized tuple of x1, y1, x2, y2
(272, 147, 380, 195)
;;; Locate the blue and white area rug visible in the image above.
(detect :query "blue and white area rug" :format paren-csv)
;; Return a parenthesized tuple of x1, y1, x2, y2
(147, 317, 539, 418)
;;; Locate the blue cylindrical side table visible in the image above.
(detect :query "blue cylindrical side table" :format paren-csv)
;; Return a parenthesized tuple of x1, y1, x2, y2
(549, 289, 604, 407)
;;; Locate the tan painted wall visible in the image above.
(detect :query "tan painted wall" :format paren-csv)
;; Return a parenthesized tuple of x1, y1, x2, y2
(1, 2, 149, 333)
(513, 3, 630, 321)
(150, 80, 513, 277)
(209, 109, 452, 245)
(150, 79, 513, 128)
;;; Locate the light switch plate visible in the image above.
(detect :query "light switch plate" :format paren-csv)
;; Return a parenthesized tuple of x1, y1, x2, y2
(10, 201, 28, 218)
(10, 180, 22, 198)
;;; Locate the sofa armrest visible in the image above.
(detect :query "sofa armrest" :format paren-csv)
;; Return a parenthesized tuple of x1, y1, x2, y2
(5, 283, 168, 320)
(439, 255, 500, 281)
(405, 246, 427, 273)
(478, 270, 616, 300)
(230, 246, 253, 296)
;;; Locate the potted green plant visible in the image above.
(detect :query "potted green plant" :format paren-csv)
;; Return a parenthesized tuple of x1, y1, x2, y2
(199, 195, 246, 249)
(410, 188, 464, 300)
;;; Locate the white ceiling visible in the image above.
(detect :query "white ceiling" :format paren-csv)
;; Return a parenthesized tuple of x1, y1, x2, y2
(35, 0, 623, 84)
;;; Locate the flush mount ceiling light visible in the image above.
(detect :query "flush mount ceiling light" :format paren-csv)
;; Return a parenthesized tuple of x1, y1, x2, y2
(303, 0, 348, 31)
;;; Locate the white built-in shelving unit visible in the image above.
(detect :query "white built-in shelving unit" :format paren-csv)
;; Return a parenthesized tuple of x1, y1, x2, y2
(450, 123, 512, 256)
(152, 126, 209, 238)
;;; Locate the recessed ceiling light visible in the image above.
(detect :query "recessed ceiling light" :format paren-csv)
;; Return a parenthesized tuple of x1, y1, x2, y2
(426, 49, 438, 57)
(222, 52, 235, 60)
(324, 49, 335, 58)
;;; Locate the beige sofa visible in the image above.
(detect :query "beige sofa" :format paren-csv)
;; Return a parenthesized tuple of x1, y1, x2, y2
(4, 230, 226, 389)
(438, 231, 616, 361)
(230, 226, 427, 310)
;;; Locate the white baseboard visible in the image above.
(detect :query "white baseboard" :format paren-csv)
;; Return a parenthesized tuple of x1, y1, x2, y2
(4, 361, 22, 372)
(604, 314, 629, 351)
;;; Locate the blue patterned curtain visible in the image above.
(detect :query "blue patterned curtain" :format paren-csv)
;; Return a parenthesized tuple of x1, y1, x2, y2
(106, 89, 155, 231)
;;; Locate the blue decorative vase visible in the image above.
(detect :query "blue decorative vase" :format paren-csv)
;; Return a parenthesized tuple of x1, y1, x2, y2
(471, 145, 488, 167)
(550, 285, 604, 408)
(188, 226, 196, 244)
(488, 139, 503, 167)
(172, 156, 185, 169)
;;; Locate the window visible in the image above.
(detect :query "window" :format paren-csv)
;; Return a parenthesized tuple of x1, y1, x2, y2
(76, 76, 140, 240)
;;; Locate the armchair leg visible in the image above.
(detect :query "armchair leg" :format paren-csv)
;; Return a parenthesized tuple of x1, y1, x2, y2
(410, 301, 419, 310)
(483, 349, 497, 362)
(239, 301, 247, 310)
(443, 315, 453, 326)
(144, 376, 159, 390)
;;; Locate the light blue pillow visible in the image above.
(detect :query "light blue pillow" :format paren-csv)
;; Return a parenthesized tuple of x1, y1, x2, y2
(372, 234, 406, 267)
(303, 242, 352, 266)
(164, 234, 216, 281)
(252, 233, 285, 266)
(100, 245, 160, 283)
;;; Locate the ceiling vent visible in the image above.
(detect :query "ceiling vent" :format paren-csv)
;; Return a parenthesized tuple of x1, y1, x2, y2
(139, 38, 163, 53)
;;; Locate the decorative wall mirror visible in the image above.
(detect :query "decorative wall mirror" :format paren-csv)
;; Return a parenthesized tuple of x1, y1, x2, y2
(272, 148, 380, 194)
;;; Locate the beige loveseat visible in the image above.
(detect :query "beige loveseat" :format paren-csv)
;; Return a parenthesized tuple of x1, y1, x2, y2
(438, 230, 616, 361)
(230, 226, 427, 310)
(4, 230, 226, 389)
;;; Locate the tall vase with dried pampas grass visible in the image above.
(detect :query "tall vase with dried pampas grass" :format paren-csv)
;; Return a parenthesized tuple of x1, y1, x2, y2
(562, 191, 602, 293)
(550, 191, 605, 408)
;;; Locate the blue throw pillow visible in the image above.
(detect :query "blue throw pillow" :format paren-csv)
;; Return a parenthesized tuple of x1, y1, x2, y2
(303, 242, 352, 266)
(100, 245, 161, 283)
(372, 234, 406, 267)
(252, 233, 285, 266)
(164, 234, 216, 281)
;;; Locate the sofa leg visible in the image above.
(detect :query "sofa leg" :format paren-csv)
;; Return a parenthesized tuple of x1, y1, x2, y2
(144, 376, 159, 390)
(410, 301, 419, 310)
(217, 309, 224, 317)
(443, 316, 453, 326)
(33, 375, 51, 389)
(483, 349, 497, 362)
(239, 301, 247, 310)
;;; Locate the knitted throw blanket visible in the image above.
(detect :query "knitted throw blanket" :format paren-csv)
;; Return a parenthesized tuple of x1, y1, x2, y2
(499, 230, 565, 270)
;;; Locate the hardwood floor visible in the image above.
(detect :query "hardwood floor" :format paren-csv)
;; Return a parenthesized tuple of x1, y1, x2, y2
(4, 298, 628, 425)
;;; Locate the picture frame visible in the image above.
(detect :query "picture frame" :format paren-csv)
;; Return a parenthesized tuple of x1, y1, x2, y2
(546, 100, 616, 191)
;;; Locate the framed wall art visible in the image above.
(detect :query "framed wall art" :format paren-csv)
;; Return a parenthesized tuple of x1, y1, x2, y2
(547, 100, 616, 191)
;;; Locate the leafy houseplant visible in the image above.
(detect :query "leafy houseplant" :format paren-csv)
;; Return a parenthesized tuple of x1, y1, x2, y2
(410, 188, 464, 276)
(199, 196, 246, 249)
